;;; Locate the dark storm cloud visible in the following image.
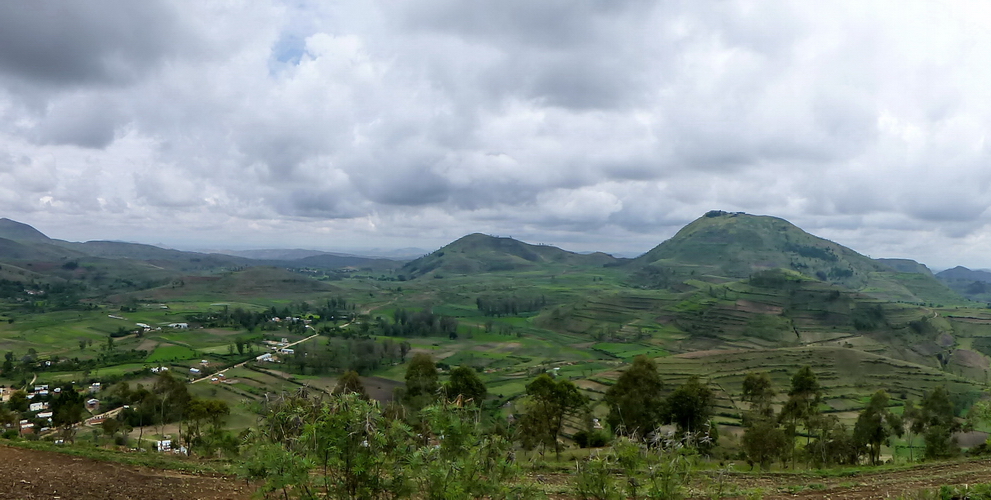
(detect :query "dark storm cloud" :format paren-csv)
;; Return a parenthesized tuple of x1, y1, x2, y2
(0, 1, 194, 87)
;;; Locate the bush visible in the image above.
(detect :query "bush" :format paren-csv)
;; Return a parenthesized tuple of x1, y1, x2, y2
(574, 430, 611, 448)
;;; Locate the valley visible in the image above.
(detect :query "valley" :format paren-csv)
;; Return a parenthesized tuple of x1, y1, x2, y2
(2, 211, 991, 498)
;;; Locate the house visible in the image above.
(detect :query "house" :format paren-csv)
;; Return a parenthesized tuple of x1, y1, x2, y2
(168, 323, 188, 329)
(157, 439, 172, 452)
(136, 323, 151, 329)
(151, 366, 169, 373)
(280, 348, 294, 354)
(200, 359, 209, 365)
(29, 402, 45, 412)
(189, 367, 201, 375)
(37, 411, 52, 421)
(256, 353, 273, 362)
(89, 382, 101, 393)
(85, 398, 99, 410)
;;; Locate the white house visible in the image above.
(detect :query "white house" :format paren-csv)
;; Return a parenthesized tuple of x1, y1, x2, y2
(169, 323, 188, 329)
(189, 367, 201, 374)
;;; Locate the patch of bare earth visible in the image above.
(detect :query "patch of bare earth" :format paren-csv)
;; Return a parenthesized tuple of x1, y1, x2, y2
(701, 460, 991, 499)
(0, 444, 253, 500)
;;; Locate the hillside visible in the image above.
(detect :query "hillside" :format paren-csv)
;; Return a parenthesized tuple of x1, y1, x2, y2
(876, 258, 934, 276)
(400, 233, 618, 278)
(125, 266, 340, 301)
(937, 266, 991, 303)
(631, 211, 963, 305)
(0, 218, 52, 242)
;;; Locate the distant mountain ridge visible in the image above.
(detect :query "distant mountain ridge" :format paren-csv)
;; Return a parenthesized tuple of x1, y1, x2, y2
(401, 233, 619, 278)
(0, 214, 976, 306)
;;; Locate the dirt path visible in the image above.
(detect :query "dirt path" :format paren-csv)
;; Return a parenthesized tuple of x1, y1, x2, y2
(0, 444, 253, 500)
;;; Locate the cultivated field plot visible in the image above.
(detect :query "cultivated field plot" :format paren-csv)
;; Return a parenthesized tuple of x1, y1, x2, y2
(0, 444, 252, 500)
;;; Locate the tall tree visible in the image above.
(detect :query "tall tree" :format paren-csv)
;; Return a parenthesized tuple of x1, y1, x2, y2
(779, 366, 823, 468)
(604, 355, 665, 438)
(740, 372, 786, 470)
(51, 384, 85, 442)
(853, 390, 903, 465)
(444, 365, 487, 406)
(518, 373, 587, 459)
(665, 376, 714, 435)
(741, 372, 776, 422)
(902, 399, 922, 462)
(403, 353, 439, 410)
(918, 387, 960, 459)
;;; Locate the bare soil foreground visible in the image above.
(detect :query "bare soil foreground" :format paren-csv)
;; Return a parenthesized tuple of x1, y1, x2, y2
(3, 443, 991, 500)
(0, 445, 252, 500)
(704, 459, 991, 499)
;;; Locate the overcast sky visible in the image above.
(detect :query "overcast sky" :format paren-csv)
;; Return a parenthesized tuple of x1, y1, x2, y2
(2, 1, 991, 268)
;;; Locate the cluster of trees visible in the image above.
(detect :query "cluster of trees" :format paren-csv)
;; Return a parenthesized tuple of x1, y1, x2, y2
(603, 357, 716, 450)
(282, 337, 411, 375)
(0, 383, 87, 440)
(376, 309, 459, 339)
(102, 372, 235, 455)
(185, 298, 353, 332)
(738, 368, 961, 469)
(1, 347, 147, 379)
(475, 295, 548, 317)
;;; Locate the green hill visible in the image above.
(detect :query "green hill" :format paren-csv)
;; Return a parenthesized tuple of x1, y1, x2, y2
(0, 218, 52, 242)
(936, 266, 991, 303)
(631, 211, 963, 305)
(876, 258, 934, 276)
(401, 233, 618, 278)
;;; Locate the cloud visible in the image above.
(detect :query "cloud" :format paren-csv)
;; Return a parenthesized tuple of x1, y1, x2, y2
(2, 1, 991, 268)
(0, 1, 196, 87)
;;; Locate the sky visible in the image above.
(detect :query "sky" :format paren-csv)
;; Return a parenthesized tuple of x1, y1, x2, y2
(1, 1, 991, 268)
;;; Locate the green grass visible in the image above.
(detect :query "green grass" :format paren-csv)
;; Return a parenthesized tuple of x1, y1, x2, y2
(146, 344, 199, 362)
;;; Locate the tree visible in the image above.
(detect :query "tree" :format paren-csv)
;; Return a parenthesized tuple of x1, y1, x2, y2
(741, 372, 775, 421)
(665, 376, 714, 435)
(604, 355, 665, 438)
(101, 418, 121, 443)
(444, 365, 487, 405)
(902, 399, 923, 462)
(518, 373, 587, 459)
(403, 353, 439, 410)
(779, 366, 823, 468)
(918, 387, 960, 459)
(7, 390, 28, 413)
(853, 390, 903, 465)
(740, 372, 786, 470)
(51, 384, 85, 442)
(333, 370, 369, 400)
